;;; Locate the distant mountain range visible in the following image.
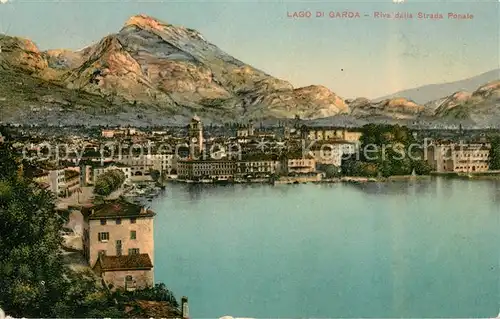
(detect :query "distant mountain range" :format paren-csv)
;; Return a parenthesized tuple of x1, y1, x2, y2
(0, 14, 498, 128)
(376, 69, 500, 104)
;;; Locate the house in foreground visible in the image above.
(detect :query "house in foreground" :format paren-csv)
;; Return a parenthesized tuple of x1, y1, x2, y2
(81, 199, 155, 290)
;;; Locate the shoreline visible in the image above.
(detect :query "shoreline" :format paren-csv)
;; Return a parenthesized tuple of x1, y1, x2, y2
(170, 175, 431, 185)
(167, 172, 500, 186)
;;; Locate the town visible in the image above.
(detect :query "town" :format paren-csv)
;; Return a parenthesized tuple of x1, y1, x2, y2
(0, 116, 499, 315)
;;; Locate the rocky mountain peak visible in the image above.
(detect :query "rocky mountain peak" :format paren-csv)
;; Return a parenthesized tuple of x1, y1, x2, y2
(1, 14, 497, 126)
(124, 14, 168, 32)
(473, 80, 500, 97)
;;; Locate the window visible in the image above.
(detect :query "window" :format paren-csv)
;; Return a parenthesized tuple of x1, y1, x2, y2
(98, 232, 109, 242)
(130, 218, 136, 224)
(116, 218, 121, 225)
(128, 248, 140, 255)
(100, 219, 107, 225)
(130, 230, 137, 240)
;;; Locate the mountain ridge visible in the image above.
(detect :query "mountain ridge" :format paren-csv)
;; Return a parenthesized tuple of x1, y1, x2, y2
(376, 69, 500, 105)
(0, 14, 498, 127)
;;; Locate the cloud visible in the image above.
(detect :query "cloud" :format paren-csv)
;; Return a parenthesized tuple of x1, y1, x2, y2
(0, 0, 8, 4)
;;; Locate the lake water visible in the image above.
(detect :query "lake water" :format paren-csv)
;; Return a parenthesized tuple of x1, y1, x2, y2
(151, 179, 500, 318)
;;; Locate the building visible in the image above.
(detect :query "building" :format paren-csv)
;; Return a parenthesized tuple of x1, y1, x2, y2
(82, 200, 155, 290)
(187, 115, 203, 153)
(236, 155, 281, 178)
(301, 126, 362, 144)
(64, 169, 81, 196)
(101, 130, 117, 138)
(236, 121, 255, 138)
(147, 153, 175, 175)
(33, 169, 67, 197)
(93, 254, 154, 291)
(285, 155, 316, 174)
(81, 163, 132, 186)
(177, 159, 237, 181)
(118, 154, 153, 177)
(309, 141, 357, 166)
(116, 153, 175, 176)
(101, 128, 138, 138)
(426, 141, 491, 173)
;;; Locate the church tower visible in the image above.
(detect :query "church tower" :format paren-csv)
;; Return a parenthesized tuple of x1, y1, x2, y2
(188, 115, 203, 154)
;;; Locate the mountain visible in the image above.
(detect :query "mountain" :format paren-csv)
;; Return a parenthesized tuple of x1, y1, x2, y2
(431, 81, 500, 127)
(0, 14, 348, 125)
(348, 97, 424, 119)
(0, 14, 498, 127)
(376, 69, 500, 105)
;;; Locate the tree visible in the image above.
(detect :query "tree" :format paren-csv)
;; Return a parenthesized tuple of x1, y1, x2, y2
(412, 160, 432, 175)
(0, 144, 68, 317)
(94, 169, 126, 196)
(317, 164, 341, 178)
(489, 136, 500, 170)
(0, 145, 180, 317)
(354, 124, 429, 177)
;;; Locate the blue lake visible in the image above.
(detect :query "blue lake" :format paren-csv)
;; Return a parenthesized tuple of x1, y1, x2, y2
(152, 179, 500, 318)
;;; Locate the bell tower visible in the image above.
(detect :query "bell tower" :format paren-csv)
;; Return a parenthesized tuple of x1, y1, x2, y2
(188, 115, 203, 154)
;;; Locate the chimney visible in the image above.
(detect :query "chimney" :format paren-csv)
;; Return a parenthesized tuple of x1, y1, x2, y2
(181, 296, 189, 319)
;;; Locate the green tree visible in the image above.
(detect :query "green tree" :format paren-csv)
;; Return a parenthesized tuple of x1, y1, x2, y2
(412, 160, 433, 175)
(94, 169, 126, 196)
(317, 164, 341, 178)
(356, 124, 428, 177)
(0, 145, 67, 317)
(0, 145, 179, 317)
(489, 136, 500, 170)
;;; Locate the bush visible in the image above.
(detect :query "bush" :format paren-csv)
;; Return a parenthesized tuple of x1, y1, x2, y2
(114, 283, 179, 308)
(317, 164, 341, 178)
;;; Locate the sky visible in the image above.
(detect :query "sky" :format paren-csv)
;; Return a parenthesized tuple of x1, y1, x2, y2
(0, 0, 498, 99)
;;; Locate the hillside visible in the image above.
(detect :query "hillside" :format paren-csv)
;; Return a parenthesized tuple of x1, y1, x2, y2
(0, 14, 498, 127)
(376, 69, 500, 104)
(0, 15, 348, 124)
(431, 81, 500, 127)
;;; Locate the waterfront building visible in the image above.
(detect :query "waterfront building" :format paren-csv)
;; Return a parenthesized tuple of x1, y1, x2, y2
(236, 155, 281, 178)
(426, 141, 491, 173)
(81, 200, 155, 290)
(147, 153, 175, 175)
(309, 140, 357, 166)
(285, 156, 316, 174)
(177, 159, 237, 181)
(117, 153, 174, 176)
